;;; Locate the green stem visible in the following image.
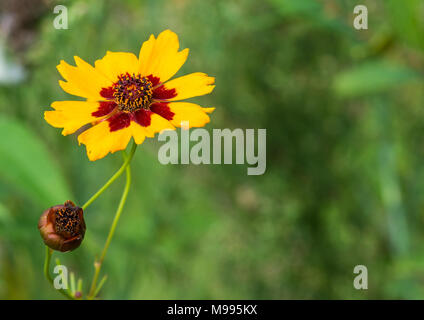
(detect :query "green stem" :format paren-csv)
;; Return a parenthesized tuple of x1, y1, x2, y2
(88, 151, 133, 299)
(82, 141, 137, 211)
(43, 142, 137, 300)
(43, 246, 75, 300)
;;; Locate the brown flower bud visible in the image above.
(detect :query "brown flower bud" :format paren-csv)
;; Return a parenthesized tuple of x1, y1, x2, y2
(38, 200, 86, 252)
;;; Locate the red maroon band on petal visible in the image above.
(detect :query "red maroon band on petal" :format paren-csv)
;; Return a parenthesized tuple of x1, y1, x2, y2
(100, 86, 115, 99)
(147, 75, 161, 87)
(133, 109, 152, 127)
(108, 112, 131, 132)
(150, 102, 174, 121)
(92, 101, 117, 118)
(153, 85, 177, 100)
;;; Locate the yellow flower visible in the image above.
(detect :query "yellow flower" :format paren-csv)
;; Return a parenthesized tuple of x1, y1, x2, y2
(45, 30, 215, 161)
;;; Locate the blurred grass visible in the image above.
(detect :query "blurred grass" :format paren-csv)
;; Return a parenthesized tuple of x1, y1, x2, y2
(2, 0, 424, 299)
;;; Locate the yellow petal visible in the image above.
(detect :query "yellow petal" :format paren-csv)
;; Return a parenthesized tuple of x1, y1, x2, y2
(44, 101, 104, 135)
(57, 56, 112, 100)
(143, 113, 175, 137)
(77, 121, 132, 161)
(160, 72, 215, 101)
(167, 102, 215, 127)
(129, 121, 146, 144)
(58, 57, 112, 100)
(139, 29, 189, 83)
(95, 51, 140, 82)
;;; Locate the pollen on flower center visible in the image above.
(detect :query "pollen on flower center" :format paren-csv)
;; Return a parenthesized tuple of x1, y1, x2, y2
(54, 206, 82, 237)
(113, 73, 153, 113)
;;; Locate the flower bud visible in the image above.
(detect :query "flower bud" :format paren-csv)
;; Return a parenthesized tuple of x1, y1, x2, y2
(38, 200, 86, 252)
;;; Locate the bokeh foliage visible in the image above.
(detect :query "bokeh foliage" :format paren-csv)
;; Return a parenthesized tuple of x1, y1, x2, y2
(1, 0, 424, 299)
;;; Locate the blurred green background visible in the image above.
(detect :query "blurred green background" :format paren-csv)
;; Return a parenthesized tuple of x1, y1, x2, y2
(1, 0, 424, 299)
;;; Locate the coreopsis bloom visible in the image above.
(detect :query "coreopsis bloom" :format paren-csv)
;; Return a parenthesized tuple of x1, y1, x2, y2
(45, 30, 215, 161)
(38, 200, 86, 252)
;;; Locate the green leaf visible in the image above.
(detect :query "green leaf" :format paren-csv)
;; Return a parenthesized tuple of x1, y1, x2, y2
(333, 61, 421, 97)
(0, 117, 73, 206)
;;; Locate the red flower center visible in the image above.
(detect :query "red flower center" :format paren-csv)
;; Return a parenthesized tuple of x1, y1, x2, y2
(113, 73, 153, 113)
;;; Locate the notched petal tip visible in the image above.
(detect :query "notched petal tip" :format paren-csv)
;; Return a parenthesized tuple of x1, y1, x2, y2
(179, 47, 190, 62)
(73, 55, 86, 66)
(44, 110, 63, 127)
(56, 59, 67, 70)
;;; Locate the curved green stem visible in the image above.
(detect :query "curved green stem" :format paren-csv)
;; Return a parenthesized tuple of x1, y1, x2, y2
(43, 246, 76, 300)
(82, 141, 137, 211)
(43, 142, 137, 300)
(88, 150, 133, 299)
